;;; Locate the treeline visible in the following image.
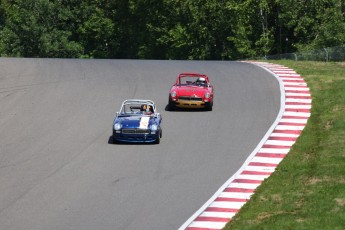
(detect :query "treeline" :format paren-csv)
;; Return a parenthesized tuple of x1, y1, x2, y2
(0, 0, 344, 60)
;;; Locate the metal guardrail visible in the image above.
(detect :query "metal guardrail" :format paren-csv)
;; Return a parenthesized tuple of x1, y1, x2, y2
(256, 45, 345, 62)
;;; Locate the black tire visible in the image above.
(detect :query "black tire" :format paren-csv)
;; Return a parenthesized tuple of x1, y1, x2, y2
(205, 102, 213, 111)
(112, 138, 120, 144)
(168, 100, 175, 111)
(109, 136, 120, 144)
(155, 129, 162, 144)
(111, 131, 120, 144)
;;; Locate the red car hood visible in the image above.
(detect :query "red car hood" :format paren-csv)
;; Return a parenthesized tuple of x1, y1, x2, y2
(172, 85, 209, 97)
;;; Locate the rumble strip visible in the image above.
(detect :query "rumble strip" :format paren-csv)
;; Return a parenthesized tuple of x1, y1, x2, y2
(179, 62, 312, 230)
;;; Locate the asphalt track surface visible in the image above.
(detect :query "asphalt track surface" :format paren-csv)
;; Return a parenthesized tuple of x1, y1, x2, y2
(0, 58, 280, 230)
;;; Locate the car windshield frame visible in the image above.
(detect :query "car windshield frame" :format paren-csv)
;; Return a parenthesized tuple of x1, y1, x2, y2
(118, 100, 156, 116)
(176, 74, 209, 87)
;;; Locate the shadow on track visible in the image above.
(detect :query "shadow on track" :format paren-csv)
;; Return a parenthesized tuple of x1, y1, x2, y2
(164, 104, 211, 112)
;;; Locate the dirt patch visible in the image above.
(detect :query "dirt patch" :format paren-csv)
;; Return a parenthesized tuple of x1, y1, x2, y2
(335, 198, 345, 206)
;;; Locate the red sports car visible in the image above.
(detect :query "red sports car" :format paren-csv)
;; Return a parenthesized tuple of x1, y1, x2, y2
(168, 73, 214, 111)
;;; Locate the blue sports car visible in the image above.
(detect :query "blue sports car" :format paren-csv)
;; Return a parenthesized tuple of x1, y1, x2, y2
(112, 99, 162, 144)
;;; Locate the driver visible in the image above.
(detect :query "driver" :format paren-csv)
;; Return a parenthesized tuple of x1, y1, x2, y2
(141, 104, 153, 115)
(195, 77, 206, 85)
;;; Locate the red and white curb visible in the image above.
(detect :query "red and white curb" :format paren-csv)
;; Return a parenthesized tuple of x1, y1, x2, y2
(179, 62, 311, 230)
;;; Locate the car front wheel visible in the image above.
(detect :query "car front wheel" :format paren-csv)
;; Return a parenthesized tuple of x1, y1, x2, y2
(205, 102, 213, 111)
(155, 136, 160, 144)
(168, 99, 175, 111)
(155, 129, 162, 144)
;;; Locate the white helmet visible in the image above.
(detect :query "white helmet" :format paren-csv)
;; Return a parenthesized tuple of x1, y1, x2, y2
(196, 77, 206, 83)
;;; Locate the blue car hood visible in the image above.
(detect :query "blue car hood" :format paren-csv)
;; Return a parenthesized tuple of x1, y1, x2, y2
(116, 116, 152, 129)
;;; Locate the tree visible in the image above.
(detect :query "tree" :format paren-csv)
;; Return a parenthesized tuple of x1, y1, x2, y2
(77, 4, 116, 58)
(0, 0, 83, 57)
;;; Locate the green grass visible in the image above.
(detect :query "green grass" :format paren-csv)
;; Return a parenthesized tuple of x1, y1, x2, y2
(225, 61, 345, 230)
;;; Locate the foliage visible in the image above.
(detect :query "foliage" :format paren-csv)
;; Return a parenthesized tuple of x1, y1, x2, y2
(0, 0, 344, 59)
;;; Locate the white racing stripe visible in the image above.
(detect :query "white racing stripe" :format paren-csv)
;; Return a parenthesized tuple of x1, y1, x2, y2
(139, 116, 150, 129)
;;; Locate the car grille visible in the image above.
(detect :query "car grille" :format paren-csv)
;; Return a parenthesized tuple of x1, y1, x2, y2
(122, 129, 150, 134)
(178, 96, 203, 101)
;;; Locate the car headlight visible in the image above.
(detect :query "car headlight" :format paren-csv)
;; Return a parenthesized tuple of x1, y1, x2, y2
(170, 91, 176, 97)
(114, 123, 122, 130)
(151, 124, 158, 131)
(205, 92, 210, 98)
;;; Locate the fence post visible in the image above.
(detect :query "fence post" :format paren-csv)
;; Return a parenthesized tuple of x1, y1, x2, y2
(324, 48, 329, 62)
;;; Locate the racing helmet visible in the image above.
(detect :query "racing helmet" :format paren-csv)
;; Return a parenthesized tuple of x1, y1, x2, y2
(196, 77, 206, 84)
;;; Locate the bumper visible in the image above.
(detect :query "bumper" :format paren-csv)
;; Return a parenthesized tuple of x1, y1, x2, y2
(113, 131, 159, 143)
(171, 99, 212, 109)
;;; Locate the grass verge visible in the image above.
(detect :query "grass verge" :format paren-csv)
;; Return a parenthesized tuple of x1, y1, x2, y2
(225, 61, 345, 230)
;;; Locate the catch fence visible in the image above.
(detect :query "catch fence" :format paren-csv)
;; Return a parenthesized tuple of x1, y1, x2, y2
(257, 45, 345, 62)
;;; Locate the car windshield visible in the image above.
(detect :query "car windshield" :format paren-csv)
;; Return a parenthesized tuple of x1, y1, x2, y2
(120, 102, 154, 115)
(178, 76, 207, 86)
